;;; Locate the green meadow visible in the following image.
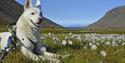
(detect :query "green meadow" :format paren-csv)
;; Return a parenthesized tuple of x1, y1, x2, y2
(0, 24, 125, 63)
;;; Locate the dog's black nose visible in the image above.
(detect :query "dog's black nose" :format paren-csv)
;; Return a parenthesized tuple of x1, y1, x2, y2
(39, 17, 43, 22)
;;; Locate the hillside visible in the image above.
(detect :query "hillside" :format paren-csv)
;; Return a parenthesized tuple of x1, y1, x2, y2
(0, 0, 63, 29)
(87, 5, 125, 30)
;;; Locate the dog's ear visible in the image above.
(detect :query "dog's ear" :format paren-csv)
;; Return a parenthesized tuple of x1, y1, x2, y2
(24, 0, 32, 9)
(35, 0, 41, 9)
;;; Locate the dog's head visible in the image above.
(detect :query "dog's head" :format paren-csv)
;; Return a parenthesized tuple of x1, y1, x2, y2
(23, 0, 43, 28)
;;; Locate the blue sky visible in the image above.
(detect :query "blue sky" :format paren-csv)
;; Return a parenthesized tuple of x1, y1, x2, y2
(17, 0, 125, 27)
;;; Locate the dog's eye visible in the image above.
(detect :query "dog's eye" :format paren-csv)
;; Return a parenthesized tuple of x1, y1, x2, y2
(31, 12, 35, 15)
(22, 38, 24, 41)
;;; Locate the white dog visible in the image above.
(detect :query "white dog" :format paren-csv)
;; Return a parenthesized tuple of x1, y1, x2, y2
(0, 0, 69, 63)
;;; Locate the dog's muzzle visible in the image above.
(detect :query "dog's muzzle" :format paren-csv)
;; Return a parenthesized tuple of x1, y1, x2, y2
(30, 17, 43, 27)
(36, 17, 43, 25)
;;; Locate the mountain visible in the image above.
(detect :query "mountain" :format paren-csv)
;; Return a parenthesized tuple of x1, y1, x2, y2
(87, 5, 125, 30)
(0, 0, 63, 29)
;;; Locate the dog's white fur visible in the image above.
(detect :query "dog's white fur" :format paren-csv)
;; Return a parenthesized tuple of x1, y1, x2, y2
(0, 0, 68, 63)
(16, 0, 62, 62)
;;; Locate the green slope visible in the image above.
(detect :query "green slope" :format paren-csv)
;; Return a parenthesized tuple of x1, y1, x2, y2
(0, 0, 63, 29)
(87, 5, 125, 31)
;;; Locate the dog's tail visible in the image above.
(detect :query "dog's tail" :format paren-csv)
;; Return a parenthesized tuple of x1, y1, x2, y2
(21, 46, 61, 63)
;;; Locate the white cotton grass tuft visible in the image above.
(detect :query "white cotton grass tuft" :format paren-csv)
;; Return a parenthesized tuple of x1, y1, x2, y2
(68, 40, 73, 45)
(122, 42, 125, 46)
(62, 40, 67, 46)
(53, 36, 59, 45)
(96, 42, 100, 46)
(77, 35, 81, 41)
(89, 42, 92, 46)
(48, 32, 51, 35)
(112, 41, 118, 47)
(105, 41, 110, 45)
(100, 50, 107, 57)
(91, 44, 97, 50)
(65, 36, 68, 39)
(69, 32, 72, 35)
(100, 61, 103, 63)
(84, 46, 87, 49)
